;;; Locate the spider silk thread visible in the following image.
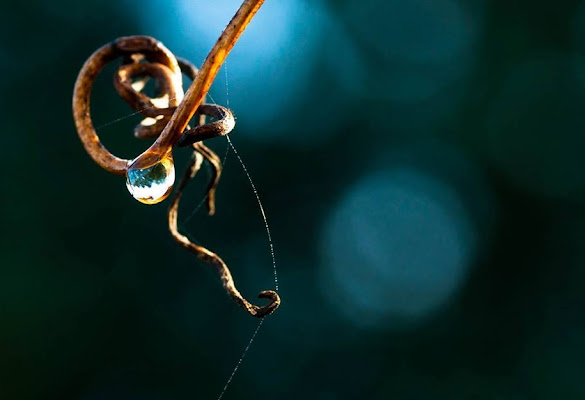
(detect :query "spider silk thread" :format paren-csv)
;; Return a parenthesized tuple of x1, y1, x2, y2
(95, 63, 280, 400)
(215, 61, 279, 400)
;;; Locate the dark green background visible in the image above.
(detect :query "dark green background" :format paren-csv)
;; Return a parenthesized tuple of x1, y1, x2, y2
(2, 0, 585, 398)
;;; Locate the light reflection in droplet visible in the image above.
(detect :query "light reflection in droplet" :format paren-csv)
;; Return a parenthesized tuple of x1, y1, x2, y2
(126, 155, 175, 205)
(320, 167, 477, 329)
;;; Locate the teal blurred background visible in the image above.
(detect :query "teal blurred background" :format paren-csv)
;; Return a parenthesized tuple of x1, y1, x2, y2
(2, 0, 585, 398)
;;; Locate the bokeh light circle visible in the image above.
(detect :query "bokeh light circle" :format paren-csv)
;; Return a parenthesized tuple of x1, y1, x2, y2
(136, 0, 329, 145)
(320, 167, 477, 329)
(486, 54, 585, 198)
(338, 0, 480, 103)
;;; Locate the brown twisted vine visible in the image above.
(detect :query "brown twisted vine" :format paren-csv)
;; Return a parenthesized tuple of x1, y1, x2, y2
(72, 0, 280, 318)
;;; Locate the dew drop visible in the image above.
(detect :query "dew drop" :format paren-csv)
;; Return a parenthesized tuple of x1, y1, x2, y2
(125, 154, 175, 205)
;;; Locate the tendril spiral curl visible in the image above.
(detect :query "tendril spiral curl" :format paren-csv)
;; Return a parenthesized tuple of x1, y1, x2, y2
(72, 34, 280, 318)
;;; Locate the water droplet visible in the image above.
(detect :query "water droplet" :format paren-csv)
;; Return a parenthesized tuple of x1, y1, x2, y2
(126, 154, 175, 204)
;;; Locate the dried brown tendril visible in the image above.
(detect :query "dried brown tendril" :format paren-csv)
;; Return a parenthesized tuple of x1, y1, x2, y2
(72, 1, 280, 318)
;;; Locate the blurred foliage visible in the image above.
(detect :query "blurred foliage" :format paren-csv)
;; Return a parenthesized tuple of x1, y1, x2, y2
(2, 0, 585, 399)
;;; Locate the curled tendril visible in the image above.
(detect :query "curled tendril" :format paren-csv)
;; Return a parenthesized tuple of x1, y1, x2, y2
(72, 34, 280, 317)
